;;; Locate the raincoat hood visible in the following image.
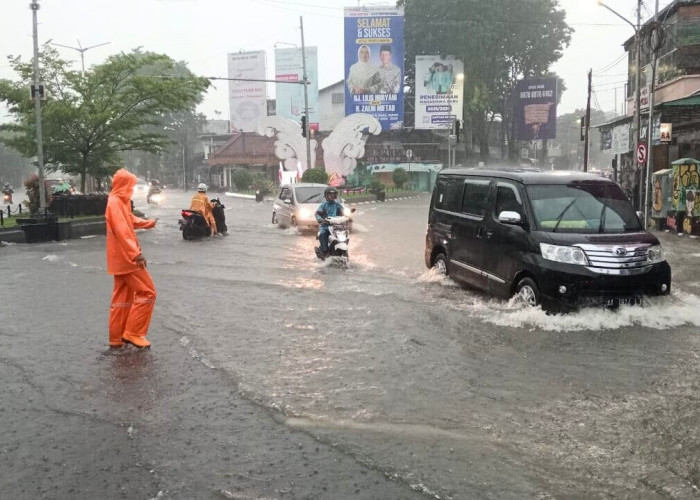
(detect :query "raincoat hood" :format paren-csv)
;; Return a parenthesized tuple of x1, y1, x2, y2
(111, 169, 137, 201)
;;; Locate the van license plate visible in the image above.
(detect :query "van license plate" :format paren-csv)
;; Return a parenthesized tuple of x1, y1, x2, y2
(606, 295, 643, 307)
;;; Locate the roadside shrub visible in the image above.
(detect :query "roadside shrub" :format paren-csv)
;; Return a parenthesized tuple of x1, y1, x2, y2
(23, 174, 53, 214)
(232, 169, 253, 191)
(252, 174, 274, 196)
(301, 168, 329, 184)
(367, 178, 385, 194)
(392, 167, 408, 189)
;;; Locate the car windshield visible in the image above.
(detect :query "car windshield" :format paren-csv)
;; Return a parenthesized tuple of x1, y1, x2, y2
(295, 187, 326, 203)
(527, 182, 642, 233)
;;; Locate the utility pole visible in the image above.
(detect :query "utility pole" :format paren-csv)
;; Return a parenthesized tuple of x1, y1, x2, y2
(300, 16, 311, 171)
(583, 69, 592, 172)
(635, 0, 643, 211)
(30, 0, 47, 212)
(644, 0, 661, 229)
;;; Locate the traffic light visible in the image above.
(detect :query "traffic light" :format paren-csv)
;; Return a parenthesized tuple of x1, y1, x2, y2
(579, 115, 585, 141)
(301, 115, 307, 138)
(455, 119, 461, 143)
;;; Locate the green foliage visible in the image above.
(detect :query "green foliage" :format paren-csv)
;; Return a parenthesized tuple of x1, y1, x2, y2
(0, 47, 210, 192)
(232, 169, 254, 191)
(392, 167, 408, 189)
(23, 174, 52, 214)
(301, 168, 329, 184)
(252, 173, 274, 196)
(368, 179, 385, 194)
(399, 0, 572, 160)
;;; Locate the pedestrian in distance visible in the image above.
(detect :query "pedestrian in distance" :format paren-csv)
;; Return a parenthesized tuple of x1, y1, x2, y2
(105, 169, 158, 349)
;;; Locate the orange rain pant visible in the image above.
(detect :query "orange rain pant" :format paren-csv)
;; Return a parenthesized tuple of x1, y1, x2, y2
(108, 267, 157, 346)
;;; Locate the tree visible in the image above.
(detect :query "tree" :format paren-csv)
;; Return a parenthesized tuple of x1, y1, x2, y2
(301, 168, 329, 184)
(392, 167, 408, 189)
(232, 169, 253, 191)
(0, 48, 210, 192)
(399, 0, 572, 161)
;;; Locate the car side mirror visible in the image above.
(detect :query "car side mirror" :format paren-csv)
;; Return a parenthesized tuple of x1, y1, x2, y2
(636, 210, 644, 221)
(283, 198, 292, 205)
(498, 210, 522, 225)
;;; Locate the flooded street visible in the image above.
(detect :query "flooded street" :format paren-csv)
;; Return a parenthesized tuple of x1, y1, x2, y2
(3, 190, 700, 498)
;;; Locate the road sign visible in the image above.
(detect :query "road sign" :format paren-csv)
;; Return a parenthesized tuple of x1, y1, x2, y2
(637, 142, 648, 165)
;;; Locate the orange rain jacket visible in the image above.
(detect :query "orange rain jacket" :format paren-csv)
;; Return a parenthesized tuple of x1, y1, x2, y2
(189, 192, 217, 233)
(106, 169, 156, 275)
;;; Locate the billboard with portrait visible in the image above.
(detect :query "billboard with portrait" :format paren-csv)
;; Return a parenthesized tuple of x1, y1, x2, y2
(274, 47, 319, 131)
(228, 50, 267, 133)
(344, 6, 404, 130)
(514, 78, 557, 140)
(414, 55, 464, 130)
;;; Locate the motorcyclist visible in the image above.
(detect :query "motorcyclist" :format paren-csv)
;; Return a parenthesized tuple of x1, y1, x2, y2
(189, 183, 218, 235)
(2, 183, 13, 204)
(147, 179, 162, 203)
(314, 186, 346, 259)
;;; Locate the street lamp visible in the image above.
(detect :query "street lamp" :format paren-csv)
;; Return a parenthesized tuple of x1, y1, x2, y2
(30, 0, 47, 212)
(51, 39, 110, 78)
(597, 0, 643, 210)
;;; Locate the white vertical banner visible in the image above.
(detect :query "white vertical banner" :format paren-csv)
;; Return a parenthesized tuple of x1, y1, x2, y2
(228, 51, 267, 133)
(414, 55, 464, 130)
(611, 123, 631, 154)
(275, 47, 319, 131)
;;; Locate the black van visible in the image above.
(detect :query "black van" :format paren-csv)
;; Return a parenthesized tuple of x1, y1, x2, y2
(425, 167, 672, 311)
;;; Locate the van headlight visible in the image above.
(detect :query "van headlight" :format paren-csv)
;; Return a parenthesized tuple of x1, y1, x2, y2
(647, 245, 665, 264)
(540, 243, 589, 266)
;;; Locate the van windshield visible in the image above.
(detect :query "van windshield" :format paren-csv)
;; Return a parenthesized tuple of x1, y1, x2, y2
(527, 182, 642, 233)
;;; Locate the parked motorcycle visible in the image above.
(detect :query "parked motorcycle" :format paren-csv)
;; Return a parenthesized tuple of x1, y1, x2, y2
(179, 197, 227, 240)
(315, 215, 351, 265)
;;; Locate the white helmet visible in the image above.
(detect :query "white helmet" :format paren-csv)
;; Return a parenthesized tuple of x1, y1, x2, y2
(197, 183, 207, 193)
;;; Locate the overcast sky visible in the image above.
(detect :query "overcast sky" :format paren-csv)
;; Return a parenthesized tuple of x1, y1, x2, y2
(0, 0, 674, 122)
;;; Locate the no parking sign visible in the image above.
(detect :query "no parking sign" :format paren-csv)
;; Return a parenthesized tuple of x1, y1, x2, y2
(636, 142, 647, 165)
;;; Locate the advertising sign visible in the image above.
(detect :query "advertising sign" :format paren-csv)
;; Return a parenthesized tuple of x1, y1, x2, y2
(414, 55, 464, 130)
(228, 50, 267, 133)
(514, 78, 557, 140)
(611, 123, 631, 154)
(344, 6, 405, 130)
(660, 122, 672, 143)
(274, 47, 319, 131)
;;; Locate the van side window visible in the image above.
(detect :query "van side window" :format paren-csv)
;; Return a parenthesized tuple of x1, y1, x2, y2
(461, 180, 491, 216)
(495, 183, 523, 217)
(279, 188, 291, 201)
(435, 176, 463, 212)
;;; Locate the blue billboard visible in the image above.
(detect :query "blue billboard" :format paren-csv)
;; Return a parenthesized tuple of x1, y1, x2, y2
(514, 78, 558, 141)
(344, 6, 404, 131)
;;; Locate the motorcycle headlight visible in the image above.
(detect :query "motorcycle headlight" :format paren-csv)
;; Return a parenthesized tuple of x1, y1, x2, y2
(647, 245, 665, 264)
(540, 243, 589, 266)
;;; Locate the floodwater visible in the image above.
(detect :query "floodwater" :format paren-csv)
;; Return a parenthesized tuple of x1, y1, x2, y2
(9, 190, 700, 498)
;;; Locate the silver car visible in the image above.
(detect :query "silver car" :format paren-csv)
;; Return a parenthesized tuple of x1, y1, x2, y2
(272, 183, 353, 231)
(272, 183, 328, 231)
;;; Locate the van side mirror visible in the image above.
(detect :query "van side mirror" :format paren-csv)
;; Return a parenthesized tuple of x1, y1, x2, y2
(283, 198, 292, 205)
(636, 210, 644, 221)
(498, 210, 522, 225)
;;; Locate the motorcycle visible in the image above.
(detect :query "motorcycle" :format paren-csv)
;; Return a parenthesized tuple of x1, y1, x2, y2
(179, 198, 227, 240)
(315, 215, 351, 265)
(147, 189, 165, 206)
(3, 192, 12, 204)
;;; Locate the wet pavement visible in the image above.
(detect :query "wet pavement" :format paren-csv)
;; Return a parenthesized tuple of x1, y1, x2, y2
(1, 190, 699, 499)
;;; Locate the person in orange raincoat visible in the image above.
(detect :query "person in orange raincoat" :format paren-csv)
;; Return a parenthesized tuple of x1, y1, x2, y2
(189, 183, 217, 235)
(106, 169, 157, 349)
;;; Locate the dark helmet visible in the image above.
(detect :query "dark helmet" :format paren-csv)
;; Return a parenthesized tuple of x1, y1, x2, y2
(324, 186, 338, 201)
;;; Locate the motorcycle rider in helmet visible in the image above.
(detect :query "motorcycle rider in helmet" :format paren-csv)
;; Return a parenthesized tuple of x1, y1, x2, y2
(189, 183, 218, 235)
(2, 182, 13, 204)
(147, 179, 162, 203)
(314, 186, 346, 259)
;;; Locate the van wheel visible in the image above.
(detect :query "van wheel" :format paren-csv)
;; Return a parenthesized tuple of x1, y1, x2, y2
(515, 278, 540, 307)
(433, 253, 449, 276)
(272, 212, 278, 224)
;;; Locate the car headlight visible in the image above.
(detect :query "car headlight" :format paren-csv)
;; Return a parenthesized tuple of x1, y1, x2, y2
(540, 243, 589, 266)
(647, 245, 665, 264)
(298, 208, 313, 220)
